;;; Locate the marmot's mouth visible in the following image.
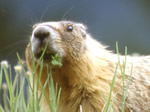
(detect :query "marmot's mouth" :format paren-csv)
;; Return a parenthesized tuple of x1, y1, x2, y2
(34, 51, 55, 61)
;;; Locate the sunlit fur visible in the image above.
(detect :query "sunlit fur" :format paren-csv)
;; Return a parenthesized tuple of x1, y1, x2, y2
(26, 21, 150, 112)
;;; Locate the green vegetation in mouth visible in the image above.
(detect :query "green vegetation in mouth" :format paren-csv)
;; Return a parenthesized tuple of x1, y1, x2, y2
(51, 54, 62, 66)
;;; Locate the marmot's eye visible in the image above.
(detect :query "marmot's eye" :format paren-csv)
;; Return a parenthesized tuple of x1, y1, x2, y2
(66, 25, 73, 32)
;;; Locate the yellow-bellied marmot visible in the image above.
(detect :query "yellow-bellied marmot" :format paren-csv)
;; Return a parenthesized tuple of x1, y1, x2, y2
(26, 21, 150, 112)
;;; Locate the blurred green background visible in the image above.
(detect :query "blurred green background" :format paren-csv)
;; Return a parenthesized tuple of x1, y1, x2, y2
(0, 0, 150, 66)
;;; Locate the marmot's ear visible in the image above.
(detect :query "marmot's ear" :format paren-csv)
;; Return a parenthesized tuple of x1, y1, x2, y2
(77, 23, 87, 38)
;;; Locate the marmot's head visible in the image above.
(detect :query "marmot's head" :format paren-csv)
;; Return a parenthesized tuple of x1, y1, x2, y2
(31, 21, 88, 63)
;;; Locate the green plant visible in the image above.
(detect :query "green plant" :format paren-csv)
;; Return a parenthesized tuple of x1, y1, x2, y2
(0, 44, 61, 112)
(103, 42, 133, 112)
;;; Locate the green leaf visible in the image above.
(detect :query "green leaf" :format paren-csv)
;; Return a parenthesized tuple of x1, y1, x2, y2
(0, 105, 5, 112)
(51, 54, 62, 66)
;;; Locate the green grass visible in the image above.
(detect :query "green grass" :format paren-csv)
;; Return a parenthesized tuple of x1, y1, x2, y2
(103, 42, 133, 112)
(0, 48, 61, 112)
(0, 43, 133, 112)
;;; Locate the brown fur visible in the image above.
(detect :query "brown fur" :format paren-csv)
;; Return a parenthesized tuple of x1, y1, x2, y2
(26, 21, 150, 112)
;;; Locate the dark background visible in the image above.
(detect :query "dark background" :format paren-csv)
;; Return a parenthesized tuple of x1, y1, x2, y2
(0, 0, 150, 66)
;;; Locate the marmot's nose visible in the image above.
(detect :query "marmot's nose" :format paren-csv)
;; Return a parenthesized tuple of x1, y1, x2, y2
(34, 27, 50, 41)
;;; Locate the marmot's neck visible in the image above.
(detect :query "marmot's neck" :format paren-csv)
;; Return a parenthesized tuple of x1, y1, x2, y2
(52, 51, 114, 89)
(51, 52, 121, 111)
(52, 55, 93, 86)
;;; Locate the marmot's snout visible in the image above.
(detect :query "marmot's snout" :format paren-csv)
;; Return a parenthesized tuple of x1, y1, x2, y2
(31, 23, 64, 61)
(31, 25, 57, 61)
(34, 26, 50, 42)
(32, 25, 54, 47)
